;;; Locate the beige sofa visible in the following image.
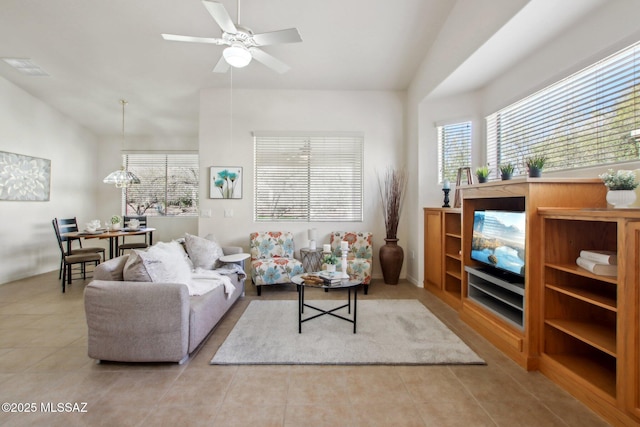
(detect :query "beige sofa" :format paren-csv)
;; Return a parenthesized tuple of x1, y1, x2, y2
(84, 244, 245, 364)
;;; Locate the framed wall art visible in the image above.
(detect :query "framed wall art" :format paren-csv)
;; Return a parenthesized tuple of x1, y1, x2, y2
(210, 166, 242, 199)
(0, 151, 51, 201)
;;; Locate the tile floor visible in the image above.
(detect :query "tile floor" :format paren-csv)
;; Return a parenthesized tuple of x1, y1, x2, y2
(0, 271, 611, 427)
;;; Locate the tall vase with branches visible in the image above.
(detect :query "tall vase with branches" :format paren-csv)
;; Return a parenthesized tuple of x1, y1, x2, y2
(378, 167, 407, 285)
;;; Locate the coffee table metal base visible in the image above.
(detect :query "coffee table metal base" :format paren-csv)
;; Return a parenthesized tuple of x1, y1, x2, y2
(297, 284, 358, 334)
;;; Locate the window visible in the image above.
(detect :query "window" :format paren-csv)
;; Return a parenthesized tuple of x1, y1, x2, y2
(254, 133, 363, 222)
(122, 153, 199, 216)
(437, 121, 472, 183)
(487, 40, 640, 173)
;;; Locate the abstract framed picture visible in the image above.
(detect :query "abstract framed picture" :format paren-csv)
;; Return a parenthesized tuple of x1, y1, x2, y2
(210, 166, 242, 199)
(0, 151, 51, 201)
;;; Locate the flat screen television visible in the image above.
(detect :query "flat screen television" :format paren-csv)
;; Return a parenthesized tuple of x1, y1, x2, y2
(471, 210, 526, 277)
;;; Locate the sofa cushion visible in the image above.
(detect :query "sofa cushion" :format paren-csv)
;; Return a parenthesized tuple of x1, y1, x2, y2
(122, 250, 152, 282)
(132, 241, 192, 285)
(185, 233, 224, 270)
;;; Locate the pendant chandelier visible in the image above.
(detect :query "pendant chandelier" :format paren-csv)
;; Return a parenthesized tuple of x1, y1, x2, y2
(103, 99, 140, 188)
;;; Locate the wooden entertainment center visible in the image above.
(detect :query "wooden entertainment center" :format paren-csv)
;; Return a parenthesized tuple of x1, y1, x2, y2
(424, 178, 640, 426)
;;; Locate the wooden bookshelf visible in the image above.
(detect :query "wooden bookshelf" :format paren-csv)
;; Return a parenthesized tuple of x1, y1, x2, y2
(423, 208, 462, 309)
(539, 208, 640, 426)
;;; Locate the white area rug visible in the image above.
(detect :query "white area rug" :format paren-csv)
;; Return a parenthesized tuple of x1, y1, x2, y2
(210, 299, 484, 365)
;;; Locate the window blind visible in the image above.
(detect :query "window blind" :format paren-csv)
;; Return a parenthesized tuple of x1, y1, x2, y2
(123, 153, 199, 216)
(437, 121, 472, 183)
(254, 134, 363, 221)
(487, 40, 640, 173)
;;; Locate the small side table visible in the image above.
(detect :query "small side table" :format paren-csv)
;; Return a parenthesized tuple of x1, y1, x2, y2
(299, 247, 324, 272)
(219, 253, 250, 269)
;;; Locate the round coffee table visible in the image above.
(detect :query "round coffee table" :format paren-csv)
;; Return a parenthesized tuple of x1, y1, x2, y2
(291, 273, 363, 334)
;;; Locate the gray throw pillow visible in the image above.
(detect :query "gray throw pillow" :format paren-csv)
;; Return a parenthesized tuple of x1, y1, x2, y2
(185, 233, 224, 270)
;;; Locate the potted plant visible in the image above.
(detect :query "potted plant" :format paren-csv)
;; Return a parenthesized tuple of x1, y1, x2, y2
(322, 253, 338, 272)
(499, 163, 515, 180)
(475, 166, 491, 183)
(526, 155, 547, 177)
(378, 167, 407, 285)
(110, 215, 122, 230)
(599, 169, 639, 208)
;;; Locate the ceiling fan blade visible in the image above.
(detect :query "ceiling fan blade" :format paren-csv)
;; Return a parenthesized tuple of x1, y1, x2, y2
(212, 55, 230, 73)
(162, 34, 225, 45)
(252, 28, 302, 46)
(249, 48, 290, 74)
(202, 0, 237, 34)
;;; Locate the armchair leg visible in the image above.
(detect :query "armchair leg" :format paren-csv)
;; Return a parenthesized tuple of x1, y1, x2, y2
(257, 285, 261, 296)
(364, 284, 368, 295)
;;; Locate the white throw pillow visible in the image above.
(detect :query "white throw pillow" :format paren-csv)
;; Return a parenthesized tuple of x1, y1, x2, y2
(136, 241, 192, 285)
(185, 233, 224, 270)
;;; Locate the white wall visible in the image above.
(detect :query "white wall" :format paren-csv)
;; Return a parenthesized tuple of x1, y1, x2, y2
(0, 77, 99, 284)
(198, 88, 406, 280)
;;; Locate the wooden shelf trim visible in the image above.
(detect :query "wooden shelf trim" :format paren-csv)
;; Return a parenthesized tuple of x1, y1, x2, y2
(545, 319, 616, 357)
(445, 270, 462, 281)
(545, 283, 616, 312)
(445, 252, 461, 261)
(545, 262, 618, 285)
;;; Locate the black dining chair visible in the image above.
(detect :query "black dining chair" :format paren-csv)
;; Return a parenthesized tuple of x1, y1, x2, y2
(52, 219, 102, 292)
(54, 218, 105, 278)
(118, 215, 149, 255)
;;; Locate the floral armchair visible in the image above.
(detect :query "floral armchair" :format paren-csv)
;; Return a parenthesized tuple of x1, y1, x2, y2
(250, 231, 304, 296)
(328, 231, 373, 294)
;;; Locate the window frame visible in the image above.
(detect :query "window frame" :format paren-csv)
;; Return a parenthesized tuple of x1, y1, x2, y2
(486, 40, 640, 174)
(253, 132, 364, 222)
(121, 152, 199, 217)
(437, 121, 473, 184)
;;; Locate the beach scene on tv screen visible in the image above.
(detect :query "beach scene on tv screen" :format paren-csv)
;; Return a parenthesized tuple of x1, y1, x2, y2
(472, 210, 525, 276)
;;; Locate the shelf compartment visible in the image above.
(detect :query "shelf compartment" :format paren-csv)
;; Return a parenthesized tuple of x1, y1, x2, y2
(545, 284, 616, 312)
(544, 267, 617, 311)
(543, 325, 617, 398)
(545, 319, 616, 357)
(445, 257, 461, 276)
(546, 262, 618, 285)
(466, 266, 524, 330)
(545, 288, 616, 349)
(543, 218, 617, 266)
(444, 212, 461, 236)
(467, 289, 524, 329)
(445, 234, 461, 258)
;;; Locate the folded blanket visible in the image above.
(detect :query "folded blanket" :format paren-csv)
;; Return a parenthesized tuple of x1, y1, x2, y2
(214, 263, 247, 280)
(190, 268, 236, 297)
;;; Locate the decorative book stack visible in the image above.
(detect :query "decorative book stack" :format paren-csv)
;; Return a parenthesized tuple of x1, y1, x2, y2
(576, 250, 617, 277)
(318, 271, 342, 284)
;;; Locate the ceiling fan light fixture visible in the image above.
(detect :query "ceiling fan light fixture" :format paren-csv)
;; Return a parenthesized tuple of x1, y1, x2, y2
(223, 43, 251, 68)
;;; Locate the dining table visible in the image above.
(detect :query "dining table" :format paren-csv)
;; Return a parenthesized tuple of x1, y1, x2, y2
(63, 227, 156, 259)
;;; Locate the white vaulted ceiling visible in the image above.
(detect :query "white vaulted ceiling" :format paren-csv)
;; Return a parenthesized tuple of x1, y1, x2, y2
(0, 0, 606, 137)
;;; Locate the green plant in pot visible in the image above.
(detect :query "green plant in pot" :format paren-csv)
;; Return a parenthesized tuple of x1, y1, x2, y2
(110, 215, 121, 230)
(323, 253, 338, 272)
(526, 155, 547, 177)
(499, 163, 515, 180)
(475, 166, 491, 183)
(599, 169, 639, 208)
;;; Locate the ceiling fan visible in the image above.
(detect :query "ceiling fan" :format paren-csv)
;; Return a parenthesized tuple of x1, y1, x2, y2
(162, 0, 302, 74)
